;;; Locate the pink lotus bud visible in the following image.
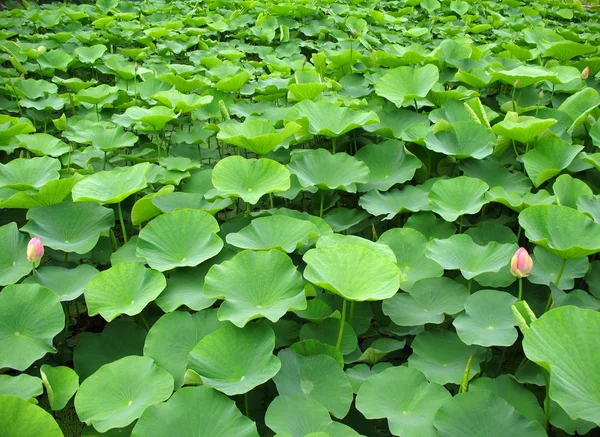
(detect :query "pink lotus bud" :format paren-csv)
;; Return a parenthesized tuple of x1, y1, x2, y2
(581, 66, 590, 80)
(27, 237, 44, 263)
(510, 247, 533, 278)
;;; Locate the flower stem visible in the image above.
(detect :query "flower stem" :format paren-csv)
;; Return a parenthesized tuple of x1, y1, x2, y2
(319, 191, 325, 218)
(545, 258, 566, 312)
(244, 392, 249, 417)
(117, 202, 128, 243)
(335, 299, 347, 350)
(518, 277, 523, 301)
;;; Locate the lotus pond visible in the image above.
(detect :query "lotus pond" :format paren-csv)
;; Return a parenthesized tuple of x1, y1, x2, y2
(1, 0, 600, 435)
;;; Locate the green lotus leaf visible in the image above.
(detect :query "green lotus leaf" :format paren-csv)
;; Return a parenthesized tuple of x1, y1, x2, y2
(300, 320, 357, 356)
(359, 184, 432, 220)
(519, 205, 600, 258)
(132, 386, 258, 437)
(433, 390, 547, 437)
(303, 243, 403, 301)
(152, 89, 213, 113)
(204, 249, 306, 327)
(492, 112, 557, 144)
(16, 133, 70, 157)
(356, 366, 451, 437)
(323, 208, 369, 233)
(76, 84, 119, 106)
(379, 228, 444, 291)
(226, 215, 320, 252)
(544, 41, 596, 61)
(429, 176, 489, 222)
(290, 100, 379, 137)
(72, 163, 150, 204)
(408, 329, 482, 385)
(76, 126, 138, 151)
(0, 115, 35, 143)
(23, 264, 99, 301)
(144, 309, 226, 389)
(21, 201, 114, 254)
(217, 119, 302, 155)
(288, 149, 369, 193)
(265, 395, 361, 437)
(375, 64, 439, 107)
(84, 262, 166, 322)
(355, 139, 422, 191)
(346, 363, 393, 394)
(383, 277, 468, 326)
(136, 209, 223, 272)
(290, 338, 345, 369)
(491, 65, 559, 87)
(0, 395, 64, 437)
(316, 233, 395, 261)
(485, 187, 556, 212)
(0, 156, 61, 190)
(530, 246, 589, 291)
(0, 284, 64, 371)
(74, 44, 107, 64)
(0, 374, 43, 401)
(37, 49, 73, 72)
(75, 356, 174, 433)
(187, 324, 281, 396)
(469, 375, 545, 426)
(13, 78, 58, 100)
(523, 306, 600, 425)
(273, 349, 353, 419)
(453, 290, 518, 347)
(74, 321, 146, 381)
(40, 365, 79, 411)
(521, 137, 582, 187)
(121, 106, 178, 131)
(459, 158, 531, 192)
(405, 211, 457, 240)
(0, 222, 33, 286)
(426, 234, 517, 280)
(425, 121, 495, 159)
(212, 156, 290, 204)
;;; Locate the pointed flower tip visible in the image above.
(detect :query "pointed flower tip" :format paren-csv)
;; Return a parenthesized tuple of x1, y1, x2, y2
(510, 247, 533, 278)
(27, 236, 44, 263)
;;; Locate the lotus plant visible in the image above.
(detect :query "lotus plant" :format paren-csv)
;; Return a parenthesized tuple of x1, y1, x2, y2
(26, 236, 44, 273)
(511, 247, 533, 300)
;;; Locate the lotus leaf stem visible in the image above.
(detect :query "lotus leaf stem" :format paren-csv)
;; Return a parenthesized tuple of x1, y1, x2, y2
(117, 201, 128, 243)
(518, 277, 523, 301)
(544, 257, 566, 312)
(335, 298, 347, 350)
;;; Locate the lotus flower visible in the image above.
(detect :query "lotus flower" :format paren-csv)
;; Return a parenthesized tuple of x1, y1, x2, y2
(510, 247, 533, 278)
(26, 237, 44, 263)
(581, 66, 590, 80)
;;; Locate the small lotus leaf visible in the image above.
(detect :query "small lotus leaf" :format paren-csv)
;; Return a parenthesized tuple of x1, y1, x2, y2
(429, 176, 489, 222)
(375, 64, 439, 107)
(72, 163, 150, 204)
(40, 365, 79, 411)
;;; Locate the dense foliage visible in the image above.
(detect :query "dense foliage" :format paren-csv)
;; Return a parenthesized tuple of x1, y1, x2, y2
(1, 0, 600, 436)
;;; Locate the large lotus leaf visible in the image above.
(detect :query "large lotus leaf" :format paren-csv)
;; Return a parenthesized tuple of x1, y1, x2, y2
(519, 205, 600, 258)
(144, 309, 225, 389)
(355, 140, 422, 191)
(300, 318, 358, 356)
(23, 264, 99, 301)
(84, 262, 166, 322)
(492, 112, 557, 144)
(383, 277, 468, 326)
(429, 176, 489, 222)
(288, 149, 369, 193)
(75, 356, 174, 433)
(408, 329, 482, 385)
(529, 246, 589, 290)
(453, 290, 518, 347)
(21, 201, 114, 254)
(433, 391, 547, 437)
(152, 89, 213, 113)
(316, 234, 396, 261)
(136, 209, 223, 272)
(0, 156, 61, 190)
(0, 222, 32, 286)
(375, 64, 439, 107)
(40, 365, 79, 411)
(425, 121, 495, 159)
(217, 119, 302, 155)
(426, 234, 517, 280)
(0, 177, 80, 210)
(0, 284, 64, 371)
(521, 137, 582, 187)
(491, 65, 559, 88)
(226, 215, 320, 252)
(74, 321, 146, 381)
(0, 374, 42, 401)
(290, 100, 379, 137)
(187, 324, 281, 396)
(211, 156, 290, 204)
(558, 87, 600, 132)
(359, 184, 432, 220)
(303, 244, 403, 301)
(356, 366, 451, 437)
(17, 133, 70, 157)
(120, 106, 178, 131)
(523, 306, 600, 425)
(77, 126, 138, 151)
(72, 163, 150, 204)
(74, 44, 107, 64)
(378, 228, 444, 291)
(203, 249, 306, 327)
(273, 349, 353, 419)
(0, 395, 64, 437)
(132, 386, 258, 437)
(544, 41, 595, 61)
(76, 84, 119, 105)
(265, 395, 360, 437)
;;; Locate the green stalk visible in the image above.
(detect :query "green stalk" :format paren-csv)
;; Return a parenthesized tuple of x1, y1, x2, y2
(459, 353, 474, 393)
(269, 192, 274, 209)
(518, 277, 523, 301)
(349, 301, 355, 325)
(319, 190, 325, 218)
(244, 392, 249, 417)
(544, 258, 566, 312)
(332, 138, 337, 154)
(335, 299, 347, 350)
(467, 279, 472, 294)
(117, 202, 128, 243)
